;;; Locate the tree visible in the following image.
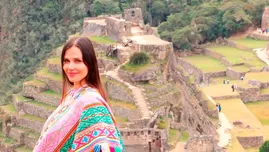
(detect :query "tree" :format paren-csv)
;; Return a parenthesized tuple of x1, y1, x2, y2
(260, 140, 269, 152)
(92, 0, 121, 16)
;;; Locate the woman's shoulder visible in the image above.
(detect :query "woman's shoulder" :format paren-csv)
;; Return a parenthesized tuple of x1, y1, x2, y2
(78, 87, 105, 106)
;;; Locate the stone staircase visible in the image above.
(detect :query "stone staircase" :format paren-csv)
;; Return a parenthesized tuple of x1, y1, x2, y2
(0, 55, 62, 151)
(103, 61, 151, 119)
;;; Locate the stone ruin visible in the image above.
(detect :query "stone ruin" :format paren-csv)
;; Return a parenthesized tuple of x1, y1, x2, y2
(262, 7, 269, 30)
(81, 8, 173, 62)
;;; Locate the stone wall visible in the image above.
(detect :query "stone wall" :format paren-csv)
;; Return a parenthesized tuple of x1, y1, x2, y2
(91, 40, 111, 51)
(177, 58, 203, 82)
(184, 135, 220, 152)
(237, 136, 263, 148)
(262, 7, 269, 29)
(117, 69, 134, 84)
(111, 105, 139, 120)
(82, 22, 106, 37)
(226, 67, 248, 80)
(47, 62, 62, 74)
(248, 33, 269, 41)
(238, 86, 260, 102)
(120, 128, 167, 152)
(124, 8, 143, 25)
(106, 17, 126, 41)
(137, 43, 173, 60)
(167, 53, 218, 138)
(203, 71, 226, 84)
(104, 79, 135, 104)
(97, 58, 118, 72)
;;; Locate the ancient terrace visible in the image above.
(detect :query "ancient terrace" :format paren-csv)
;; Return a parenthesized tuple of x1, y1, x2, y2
(0, 8, 175, 152)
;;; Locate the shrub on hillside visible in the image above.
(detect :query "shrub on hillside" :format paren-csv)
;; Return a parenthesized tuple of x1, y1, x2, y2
(129, 52, 149, 65)
(260, 140, 269, 152)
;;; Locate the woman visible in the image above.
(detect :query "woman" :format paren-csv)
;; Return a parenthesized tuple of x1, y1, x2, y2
(34, 37, 125, 152)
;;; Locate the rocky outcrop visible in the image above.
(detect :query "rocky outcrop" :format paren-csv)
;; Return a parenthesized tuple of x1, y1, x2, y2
(167, 52, 218, 138)
(237, 136, 263, 148)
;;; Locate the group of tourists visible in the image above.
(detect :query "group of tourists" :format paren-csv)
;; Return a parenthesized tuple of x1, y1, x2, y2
(257, 28, 269, 34)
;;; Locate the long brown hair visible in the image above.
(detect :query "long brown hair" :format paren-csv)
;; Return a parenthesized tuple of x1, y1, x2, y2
(60, 36, 107, 103)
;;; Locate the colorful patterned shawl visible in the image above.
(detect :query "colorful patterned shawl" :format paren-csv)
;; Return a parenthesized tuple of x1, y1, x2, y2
(34, 86, 125, 152)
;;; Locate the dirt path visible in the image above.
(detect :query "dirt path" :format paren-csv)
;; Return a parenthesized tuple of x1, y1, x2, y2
(205, 94, 232, 147)
(255, 48, 269, 65)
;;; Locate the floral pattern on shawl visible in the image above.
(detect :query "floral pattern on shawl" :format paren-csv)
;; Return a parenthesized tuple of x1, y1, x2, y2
(33, 87, 125, 152)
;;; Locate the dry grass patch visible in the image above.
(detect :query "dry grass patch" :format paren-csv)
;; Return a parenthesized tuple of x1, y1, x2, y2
(48, 57, 60, 65)
(215, 99, 262, 128)
(202, 84, 239, 98)
(246, 101, 269, 125)
(110, 99, 137, 110)
(244, 72, 269, 83)
(183, 55, 226, 72)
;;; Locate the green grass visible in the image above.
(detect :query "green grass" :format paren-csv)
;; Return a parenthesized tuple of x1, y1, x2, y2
(183, 55, 226, 72)
(13, 126, 40, 139)
(168, 129, 180, 144)
(245, 101, 269, 125)
(1, 104, 17, 114)
(232, 65, 250, 72)
(115, 117, 129, 123)
(37, 67, 62, 81)
(0, 131, 17, 145)
(230, 37, 268, 49)
(260, 88, 269, 95)
(89, 36, 116, 44)
(41, 90, 61, 98)
(120, 63, 157, 73)
(157, 120, 168, 129)
(180, 130, 189, 142)
(48, 57, 61, 65)
(207, 46, 266, 68)
(110, 99, 137, 110)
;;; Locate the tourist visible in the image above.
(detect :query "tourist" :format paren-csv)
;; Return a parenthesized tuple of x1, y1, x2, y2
(240, 76, 244, 81)
(34, 37, 125, 152)
(216, 103, 222, 113)
(231, 84, 235, 92)
(227, 80, 230, 84)
(223, 80, 226, 84)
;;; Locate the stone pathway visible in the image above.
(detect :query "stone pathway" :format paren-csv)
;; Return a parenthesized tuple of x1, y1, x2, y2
(103, 61, 151, 119)
(169, 142, 185, 152)
(254, 48, 269, 65)
(205, 94, 232, 147)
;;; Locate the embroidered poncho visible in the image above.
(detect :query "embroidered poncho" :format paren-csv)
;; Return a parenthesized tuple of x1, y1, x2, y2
(34, 86, 125, 152)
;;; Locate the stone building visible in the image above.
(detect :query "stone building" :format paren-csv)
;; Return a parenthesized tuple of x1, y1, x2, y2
(124, 8, 143, 25)
(262, 7, 269, 29)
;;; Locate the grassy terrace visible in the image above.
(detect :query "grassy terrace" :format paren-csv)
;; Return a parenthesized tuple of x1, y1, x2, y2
(40, 90, 61, 98)
(89, 36, 116, 44)
(230, 37, 268, 49)
(120, 63, 157, 73)
(24, 80, 46, 87)
(1, 104, 46, 123)
(215, 98, 261, 128)
(245, 72, 269, 83)
(207, 46, 266, 68)
(183, 55, 226, 72)
(246, 101, 269, 125)
(37, 67, 62, 81)
(231, 65, 250, 72)
(48, 57, 61, 65)
(168, 129, 180, 145)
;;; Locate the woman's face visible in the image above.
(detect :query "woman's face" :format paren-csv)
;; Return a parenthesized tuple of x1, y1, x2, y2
(63, 46, 88, 88)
